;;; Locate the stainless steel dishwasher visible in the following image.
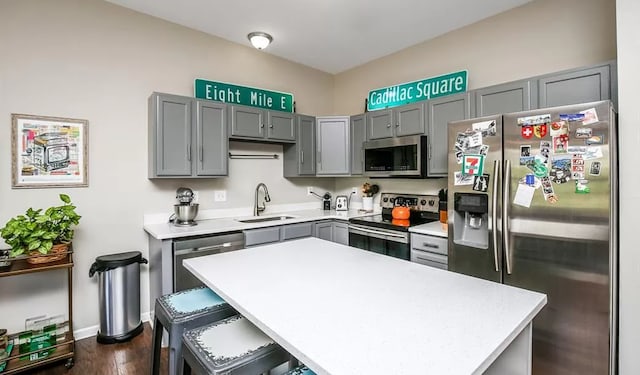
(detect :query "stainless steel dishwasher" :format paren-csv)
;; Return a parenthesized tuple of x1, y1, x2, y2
(173, 232, 245, 291)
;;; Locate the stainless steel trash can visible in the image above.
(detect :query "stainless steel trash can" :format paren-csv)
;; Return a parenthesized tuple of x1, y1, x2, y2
(89, 251, 148, 344)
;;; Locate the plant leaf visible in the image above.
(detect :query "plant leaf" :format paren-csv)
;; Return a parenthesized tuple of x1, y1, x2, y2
(60, 194, 71, 204)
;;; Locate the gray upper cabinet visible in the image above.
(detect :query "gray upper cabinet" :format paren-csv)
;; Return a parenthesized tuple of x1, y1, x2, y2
(195, 100, 228, 176)
(538, 63, 613, 108)
(350, 114, 365, 176)
(366, 104, 425, 140)
(395, 103, 425, 136)
(148, 92, 228, 178)
(427, 92, 471, 177)
(230, 104, 295, 143)
(316, 116, 350, 175)
(474, 80, 536, 116)
(283, 114, 315, 177)
(367, 109, 393, 139)
(267, 111, 296, 141)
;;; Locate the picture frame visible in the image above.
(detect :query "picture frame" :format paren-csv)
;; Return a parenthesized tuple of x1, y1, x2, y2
(11, 113, 88, 189)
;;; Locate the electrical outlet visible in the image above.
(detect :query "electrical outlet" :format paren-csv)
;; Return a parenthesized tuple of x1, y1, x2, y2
(307, 187, 313, 196)
(351, 187, 358, 195)
(214, 190, 227, 202)
(192, 190, 200, 203)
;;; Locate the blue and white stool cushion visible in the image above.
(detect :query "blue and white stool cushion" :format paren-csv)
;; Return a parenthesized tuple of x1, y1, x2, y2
(158, 286, 228, 321)
(283, 365, 316, 375)
(182, 315, 289, 374)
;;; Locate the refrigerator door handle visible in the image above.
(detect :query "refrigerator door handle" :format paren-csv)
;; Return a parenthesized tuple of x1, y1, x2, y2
(492, 159, 500, 272)
(503, 159, 512, 275)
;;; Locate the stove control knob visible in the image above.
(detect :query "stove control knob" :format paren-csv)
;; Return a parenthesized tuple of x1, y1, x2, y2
(389, 198, 395, 204)
(428, 200, 435, 206)
(420, 199, 427, 206)
(383, 197, 388, 202)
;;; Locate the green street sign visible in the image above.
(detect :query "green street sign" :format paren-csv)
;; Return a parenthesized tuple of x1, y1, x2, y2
(367, 70, 468, 111)
(195, 79, 294, 113)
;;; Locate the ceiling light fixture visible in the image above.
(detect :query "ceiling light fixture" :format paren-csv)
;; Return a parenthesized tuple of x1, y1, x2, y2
(247, 32, 273, 50)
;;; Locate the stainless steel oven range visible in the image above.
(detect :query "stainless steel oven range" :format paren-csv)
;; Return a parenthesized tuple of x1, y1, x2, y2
(349, 193, 439, 260)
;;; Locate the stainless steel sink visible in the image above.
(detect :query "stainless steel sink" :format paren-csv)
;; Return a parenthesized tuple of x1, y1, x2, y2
(236, 215, 296, 223)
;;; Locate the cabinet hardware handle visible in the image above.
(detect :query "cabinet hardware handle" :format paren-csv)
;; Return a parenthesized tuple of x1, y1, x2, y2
(301, 150, 304, 164)
(187, 144, 191, 161)
(260, 123, 264, 128)
(396, 123, 400, 127)
(269, 124, 273, 128)
(387, 123, 391, 128)
(422, 243, 439, 248)
(199, 146, 203, 162)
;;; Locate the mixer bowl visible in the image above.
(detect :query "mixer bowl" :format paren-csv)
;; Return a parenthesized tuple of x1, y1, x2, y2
(174, 204, 199, 222)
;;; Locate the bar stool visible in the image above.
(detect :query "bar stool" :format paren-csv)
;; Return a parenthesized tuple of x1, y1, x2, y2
(151, 287, 236, 375)
(283, 365, 316, 375)
(181, 314, 290, 375)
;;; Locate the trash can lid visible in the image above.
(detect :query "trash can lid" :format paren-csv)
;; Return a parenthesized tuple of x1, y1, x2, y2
(95, 251, 144, 268)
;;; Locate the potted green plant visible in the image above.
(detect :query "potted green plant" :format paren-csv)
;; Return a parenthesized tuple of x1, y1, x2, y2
(0, 194, 81, 264)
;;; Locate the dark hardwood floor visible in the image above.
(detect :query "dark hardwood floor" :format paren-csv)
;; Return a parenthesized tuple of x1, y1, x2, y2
(25, 323, 168, 375)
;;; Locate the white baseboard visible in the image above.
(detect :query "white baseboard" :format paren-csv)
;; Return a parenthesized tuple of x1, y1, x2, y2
(73, 311, 151, 341)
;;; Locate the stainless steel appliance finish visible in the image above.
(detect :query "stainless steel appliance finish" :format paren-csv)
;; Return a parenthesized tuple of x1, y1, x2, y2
(447, 100, 617, 375)
(254, 182, 271, 216)
(173, 203, 199, 226)
(173, 232, 245, 291)
(349, 193, 439, 260)
(90, 251, 148, 343)
(335, 195, 348, 211)
(363, 135, 428, 178)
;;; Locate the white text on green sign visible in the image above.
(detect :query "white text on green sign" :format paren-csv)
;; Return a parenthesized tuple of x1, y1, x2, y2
(367, 70, 468, 111)
(195, 79, 294, 113)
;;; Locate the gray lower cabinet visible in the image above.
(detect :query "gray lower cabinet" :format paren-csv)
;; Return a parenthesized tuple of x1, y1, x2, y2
(230, 104, 295, 143)
(148, 92, 228, 178)
(316, 116, 350, 175)
(473, 80, 537, 116)
(283, 115, 315, 177)
(333, 221, 349, 245)
(410, 233, 448, 270)
(244, 222, 314, 247)
(366, 103, 425, 140)
(538, 62, 614, 108)
(314, 221, 333, 242)
(314, 220, 349, 245)
(350, 114, 365, 176)
(426, 92, 472, 177)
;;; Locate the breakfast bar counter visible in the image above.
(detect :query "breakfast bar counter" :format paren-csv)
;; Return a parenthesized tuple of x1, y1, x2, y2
(184, 238, 546, 375)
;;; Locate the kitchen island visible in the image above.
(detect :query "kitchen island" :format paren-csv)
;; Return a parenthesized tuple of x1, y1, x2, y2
(184, 237, 546, 375)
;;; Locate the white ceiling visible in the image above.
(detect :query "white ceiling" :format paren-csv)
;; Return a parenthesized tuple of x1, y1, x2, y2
(105, 0, 531, 74)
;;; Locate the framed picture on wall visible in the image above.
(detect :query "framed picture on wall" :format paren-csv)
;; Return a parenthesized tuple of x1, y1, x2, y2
(11, 113, 89, 188)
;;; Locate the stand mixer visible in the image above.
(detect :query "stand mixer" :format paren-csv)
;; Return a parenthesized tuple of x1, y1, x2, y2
(170, 187, 199, 226)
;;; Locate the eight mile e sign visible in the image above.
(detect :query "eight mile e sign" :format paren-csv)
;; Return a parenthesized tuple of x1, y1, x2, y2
(195, 79, 294, 113)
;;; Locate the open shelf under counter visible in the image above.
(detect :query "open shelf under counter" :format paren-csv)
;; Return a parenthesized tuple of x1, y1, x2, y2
(0, 252, 73, 277)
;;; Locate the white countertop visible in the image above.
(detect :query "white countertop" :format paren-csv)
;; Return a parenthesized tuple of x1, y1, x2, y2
(184, 238, 546, 375)
(409, 220, 448, 238)
(144, 208, 372, 240)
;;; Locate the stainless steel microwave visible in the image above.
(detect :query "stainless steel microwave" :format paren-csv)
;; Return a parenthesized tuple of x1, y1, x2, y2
(363, 135, 428, 178)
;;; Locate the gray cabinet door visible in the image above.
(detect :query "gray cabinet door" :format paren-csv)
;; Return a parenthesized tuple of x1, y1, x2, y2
(395, 103, 425, 137)
(427, 92, 471, 177)
(298, 115, 316, 175)
(230, 105, 265, 138)
(281, 222, 313, 241)
(151, 93, 192, 177)
(316, 116, 350, 175)
(333, 221, 349, 245)
(282, 114, 315, 177)
(366, 109, 393, 140)
(538, 64, 611, 108)
(195, 100, 228, 176)
(350, 114, 365, 175)
(314, 221, 333, 241)
(474, 80, 536, 116)
(267, 111, 295, 142)
(244, 227, 281, 247)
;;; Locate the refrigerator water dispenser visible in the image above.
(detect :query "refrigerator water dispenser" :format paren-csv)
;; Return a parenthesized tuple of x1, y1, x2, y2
(453, 193, 488, 249)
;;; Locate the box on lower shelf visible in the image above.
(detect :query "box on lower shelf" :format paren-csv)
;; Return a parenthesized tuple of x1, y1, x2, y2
(1, 330, 74, 374)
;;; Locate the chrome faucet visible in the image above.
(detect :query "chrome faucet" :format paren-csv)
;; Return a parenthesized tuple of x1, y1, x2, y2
(254, 183, 271, 216)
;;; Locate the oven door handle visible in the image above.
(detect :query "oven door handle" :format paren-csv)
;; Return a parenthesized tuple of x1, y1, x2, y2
(348, 225, 408, 243)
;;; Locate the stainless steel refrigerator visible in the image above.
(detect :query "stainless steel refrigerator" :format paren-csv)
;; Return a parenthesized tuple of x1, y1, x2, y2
(447, 100, 617, 375)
